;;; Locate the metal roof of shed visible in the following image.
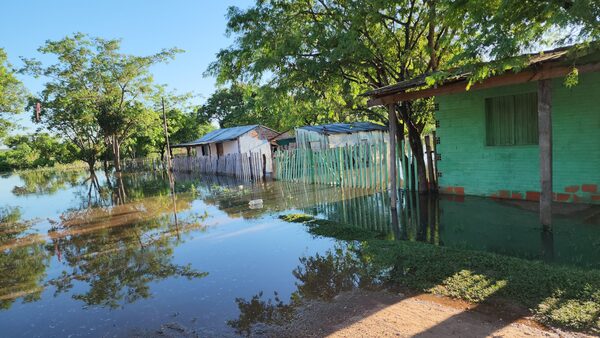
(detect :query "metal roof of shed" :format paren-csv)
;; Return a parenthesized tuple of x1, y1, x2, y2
(173, 125, 259, 147)
(298, 122, 387, 135)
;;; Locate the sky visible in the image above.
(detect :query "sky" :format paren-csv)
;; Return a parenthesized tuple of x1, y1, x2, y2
(0, 0, 254, 132)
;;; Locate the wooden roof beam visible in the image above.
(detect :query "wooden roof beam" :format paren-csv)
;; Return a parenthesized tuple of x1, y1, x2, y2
(367, 62, 600, 107)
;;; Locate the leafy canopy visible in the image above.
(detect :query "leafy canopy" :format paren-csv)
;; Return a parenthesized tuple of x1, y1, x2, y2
(0, 48, 27, 139)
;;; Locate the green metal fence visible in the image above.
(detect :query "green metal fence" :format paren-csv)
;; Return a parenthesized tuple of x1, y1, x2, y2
(273, 140, 424, 191)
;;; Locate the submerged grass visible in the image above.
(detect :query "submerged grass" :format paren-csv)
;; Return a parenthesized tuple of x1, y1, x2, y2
(279, 213, 600, 333)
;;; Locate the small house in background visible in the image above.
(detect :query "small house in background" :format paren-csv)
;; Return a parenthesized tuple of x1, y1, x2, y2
(295, 122, 388, 150)
(173, 124, 279, 176)
(270, 130, 297, 152)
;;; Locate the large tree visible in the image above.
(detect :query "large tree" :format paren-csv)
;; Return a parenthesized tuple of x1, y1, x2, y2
(23, 34, 106, 177)
(0, 48, 27, 140)
(23, 33, 181, 173)
(209, 0, 462, 192)
(92, 38, 182, 171)
(209, 0, 599, 192)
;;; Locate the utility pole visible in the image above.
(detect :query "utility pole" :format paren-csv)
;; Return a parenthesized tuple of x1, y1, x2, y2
(388, 104, 398, 209)
(162, 97, 173, 172)
(162, 97, 179, 231)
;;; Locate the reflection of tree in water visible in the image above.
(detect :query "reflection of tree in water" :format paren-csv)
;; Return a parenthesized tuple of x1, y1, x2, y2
(49, 218, 208, 308)
(75, 170, 200, 210)
(2, 169, 210, 310)
(228, 243, 380, 335)
(0, 207, 50, 309)
(48, 193, 209, 309)
(11, 170, 83, 196)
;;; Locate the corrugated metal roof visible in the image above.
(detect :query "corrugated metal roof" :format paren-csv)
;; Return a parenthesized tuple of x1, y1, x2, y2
(298, 122, 387, 135)
(175, 125, 259, 147)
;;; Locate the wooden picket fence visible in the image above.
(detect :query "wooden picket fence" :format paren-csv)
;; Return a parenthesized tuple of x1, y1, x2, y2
(273, 139, 435, 191)
(172, 152, 266, 181)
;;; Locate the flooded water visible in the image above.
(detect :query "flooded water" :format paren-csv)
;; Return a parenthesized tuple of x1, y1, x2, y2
(0, 169, 599, 337)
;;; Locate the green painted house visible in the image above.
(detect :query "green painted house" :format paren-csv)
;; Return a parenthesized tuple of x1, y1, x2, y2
(434, 71, 599, 204)
(366, 45, 600, 206)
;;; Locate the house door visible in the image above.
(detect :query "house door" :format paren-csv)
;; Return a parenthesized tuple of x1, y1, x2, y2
(201, 144, 209, 156)
(216, 143, 224, 157)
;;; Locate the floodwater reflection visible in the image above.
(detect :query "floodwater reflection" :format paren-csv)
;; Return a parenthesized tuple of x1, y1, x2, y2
(0, 169, 598, 336)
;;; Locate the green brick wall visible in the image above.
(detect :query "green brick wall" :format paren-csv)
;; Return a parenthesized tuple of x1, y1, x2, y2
(435, 71, 600, 204)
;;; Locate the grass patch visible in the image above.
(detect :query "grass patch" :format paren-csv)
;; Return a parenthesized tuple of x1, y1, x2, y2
(363, 240, 600, 333)
(279, 213, 600, 333)
(279, 213, 315, 223)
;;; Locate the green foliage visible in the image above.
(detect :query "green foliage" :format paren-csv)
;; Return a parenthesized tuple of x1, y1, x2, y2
(131, 89, 214, 159)
(362, 240, 600, 332)
(0, 133, 76, 171)
(279, 213, 387, 240)
(451, 0, 600, 61)
(278, 213, 600, 332)
(21, 33, 183, 169)
(564, 67, 580, 88)
(0, 48, 27, 139)
(278, 213, 315, 223)
(208, 0, 466, 131)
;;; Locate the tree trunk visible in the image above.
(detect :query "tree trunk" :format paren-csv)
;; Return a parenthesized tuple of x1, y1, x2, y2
(398, 102, 429, 194)
(113, 135, 122, 172)
(395, 118, 409, 188)
(160, 144, 166, 163)
(87, 160, 95, 177)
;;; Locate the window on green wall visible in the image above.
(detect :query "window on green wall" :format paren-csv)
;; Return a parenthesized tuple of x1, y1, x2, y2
(485, 92, 538, 146)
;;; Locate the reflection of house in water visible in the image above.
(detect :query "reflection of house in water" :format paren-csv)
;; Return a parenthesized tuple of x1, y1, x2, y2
(295, 122, 388, 150)
(174, 172, 600, 268)
(300, 189, 600, 269)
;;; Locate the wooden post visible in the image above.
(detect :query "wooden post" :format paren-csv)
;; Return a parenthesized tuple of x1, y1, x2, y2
(425, 135, 435, 191)
(388, 104, 398, 209)
(432, 131, 438, 189)
(538, 79, 552, 228)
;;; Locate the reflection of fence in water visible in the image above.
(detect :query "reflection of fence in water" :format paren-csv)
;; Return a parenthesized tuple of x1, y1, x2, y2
(302, 190, 441, 243)
(172, 172, 441, 242)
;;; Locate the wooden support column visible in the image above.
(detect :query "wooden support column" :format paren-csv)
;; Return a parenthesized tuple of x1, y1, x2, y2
(538, 79, 552, 228)
(388, 104, 398, 209)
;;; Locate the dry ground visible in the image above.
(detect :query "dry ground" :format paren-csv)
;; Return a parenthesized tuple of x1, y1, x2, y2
(253, 290, 593, 338)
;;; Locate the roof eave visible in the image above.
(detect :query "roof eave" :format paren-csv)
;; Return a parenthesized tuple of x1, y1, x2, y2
(367, 61, 600, 107)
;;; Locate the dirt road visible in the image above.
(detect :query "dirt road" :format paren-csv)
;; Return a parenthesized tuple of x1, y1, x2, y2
(257, 290, 591, 338)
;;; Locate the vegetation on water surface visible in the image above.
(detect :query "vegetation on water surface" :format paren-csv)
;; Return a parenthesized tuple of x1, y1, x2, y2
(276, 213, 600, 333)
(279, 213, 388, 240)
